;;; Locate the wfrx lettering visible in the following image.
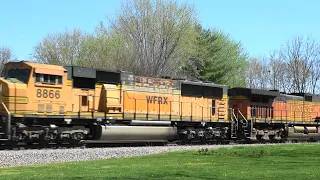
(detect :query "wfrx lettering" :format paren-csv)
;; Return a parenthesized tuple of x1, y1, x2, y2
(146, 96, 168, 104)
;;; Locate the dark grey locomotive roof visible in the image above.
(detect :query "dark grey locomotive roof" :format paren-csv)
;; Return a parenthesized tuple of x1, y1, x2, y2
(275, 94, 304, 102)
(178, 80, 228, 99)
(228, 87, 280, 98)
(288, 93, 320, 102)
(180, 80, 227, 89)
(228, 87, 320, 102)
(64, 66, 123, 85)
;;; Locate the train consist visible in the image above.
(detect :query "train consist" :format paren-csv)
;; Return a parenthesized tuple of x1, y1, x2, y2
(0, 61, 320, 148)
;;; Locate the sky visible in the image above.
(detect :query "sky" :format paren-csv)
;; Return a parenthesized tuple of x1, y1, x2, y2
(1, 0, 320, 60)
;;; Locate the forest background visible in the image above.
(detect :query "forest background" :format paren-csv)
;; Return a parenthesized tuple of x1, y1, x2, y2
(1, 0, 320, 94)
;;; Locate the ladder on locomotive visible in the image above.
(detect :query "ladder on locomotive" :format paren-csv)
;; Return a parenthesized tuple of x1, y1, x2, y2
(217, 100, 226, 120)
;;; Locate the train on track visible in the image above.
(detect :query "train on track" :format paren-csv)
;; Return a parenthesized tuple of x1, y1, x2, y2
(0, 61, 320, 148)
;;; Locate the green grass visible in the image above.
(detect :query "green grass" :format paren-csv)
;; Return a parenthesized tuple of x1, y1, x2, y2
(1, 144, 320, 180)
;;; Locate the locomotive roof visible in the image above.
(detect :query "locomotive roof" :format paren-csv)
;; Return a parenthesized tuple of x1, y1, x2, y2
(63, 64, 227, 89)
(180, 80, 227, 89)
(20, 61, 67, 71)
(289, 92, 318, 97)
(64, 65, 121, 74)
(288, 92, 320, 102)
(228, 87, 280, 97)
(228, 87, 320, 102)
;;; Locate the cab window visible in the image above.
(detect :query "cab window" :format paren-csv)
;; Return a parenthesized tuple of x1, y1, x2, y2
(36, 73, 41, 82)
(35, 73, 63, 85)
(57, 76, 62, 84)
(6, 69, 31, 83)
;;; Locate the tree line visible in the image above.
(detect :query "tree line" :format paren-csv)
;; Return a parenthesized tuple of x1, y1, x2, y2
(1, 0, 320, 94)
(246, 35, 320, 94)
(29, 0, 249, 87)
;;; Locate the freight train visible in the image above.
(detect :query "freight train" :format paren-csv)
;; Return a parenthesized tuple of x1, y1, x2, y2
(0, 61, 320, 147)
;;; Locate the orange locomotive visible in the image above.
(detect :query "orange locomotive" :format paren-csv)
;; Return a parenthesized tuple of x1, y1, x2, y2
(228, 88, 320, 141)
(1, 61, 320, 147)
(0, 61, 229, 145)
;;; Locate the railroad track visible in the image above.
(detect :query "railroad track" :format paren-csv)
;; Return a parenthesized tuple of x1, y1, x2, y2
(0, 138, 315, 151)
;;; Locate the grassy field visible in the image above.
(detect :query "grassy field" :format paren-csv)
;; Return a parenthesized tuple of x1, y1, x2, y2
(1, 143, 320, 180)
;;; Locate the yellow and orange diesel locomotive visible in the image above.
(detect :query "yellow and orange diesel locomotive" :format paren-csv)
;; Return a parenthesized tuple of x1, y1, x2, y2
(0, 61, 229, 145)
(0, 61, 320, 147)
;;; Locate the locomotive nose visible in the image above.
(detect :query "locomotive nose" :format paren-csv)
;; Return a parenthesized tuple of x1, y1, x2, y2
(0, 84, 2, 101)
(0, 80, 8, 104)
(0, 79, 11, 140)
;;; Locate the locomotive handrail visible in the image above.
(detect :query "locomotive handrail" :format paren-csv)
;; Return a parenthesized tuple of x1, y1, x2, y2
(105, 96, 120, 99)
(231, 110, 238, 122)
(230, 108, 238, 138)
(237, 108, 248, 128)
(1, 101, 11, 140)
(1, 101, 10, 116)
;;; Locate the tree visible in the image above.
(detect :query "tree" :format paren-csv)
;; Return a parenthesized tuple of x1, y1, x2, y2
(77, 22, 121, 69)
(30, 0, 249, 87)
(189, 25, 249, 87)
(309, 57, 320, 94)
(245, 57, 269, 89)
(268, 50, 292, 92)
(31, 0, 199, 78)
(280, 35, 320, 93)
(245, 35, 320, 94)
(0, 46, 15, 72)
(108, 0, 198, 77)
(31, 28, 87, 66)
(82, 22, 142, 71)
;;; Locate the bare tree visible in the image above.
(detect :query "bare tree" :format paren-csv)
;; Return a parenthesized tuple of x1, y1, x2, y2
(269, 51, 281, 90)
(246, 58, 259, 89)
(308, 49, 320, 94)
(247, 36, 320, 94)
(246, 57, 269, 89)
(0, 46, 14, 72)
(280, 36, 319, 93)
(268, 50, 292, 93)
(108, 0, 197, 77)
(278, 60, 292, 93)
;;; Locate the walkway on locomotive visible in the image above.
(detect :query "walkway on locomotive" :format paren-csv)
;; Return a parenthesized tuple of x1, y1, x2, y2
(0, 61, 229, 123)
(228, 87, 320, 124)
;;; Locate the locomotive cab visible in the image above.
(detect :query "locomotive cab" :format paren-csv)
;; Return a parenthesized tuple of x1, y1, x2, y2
(0, 61, 67, 116)
(31, 63, 66, 115)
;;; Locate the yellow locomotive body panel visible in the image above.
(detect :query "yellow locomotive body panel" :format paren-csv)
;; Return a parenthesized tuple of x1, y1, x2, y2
(114, 75, 229, 122)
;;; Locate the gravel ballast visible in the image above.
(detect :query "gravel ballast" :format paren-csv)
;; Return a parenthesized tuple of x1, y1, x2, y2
(0, 144, 270, 168)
